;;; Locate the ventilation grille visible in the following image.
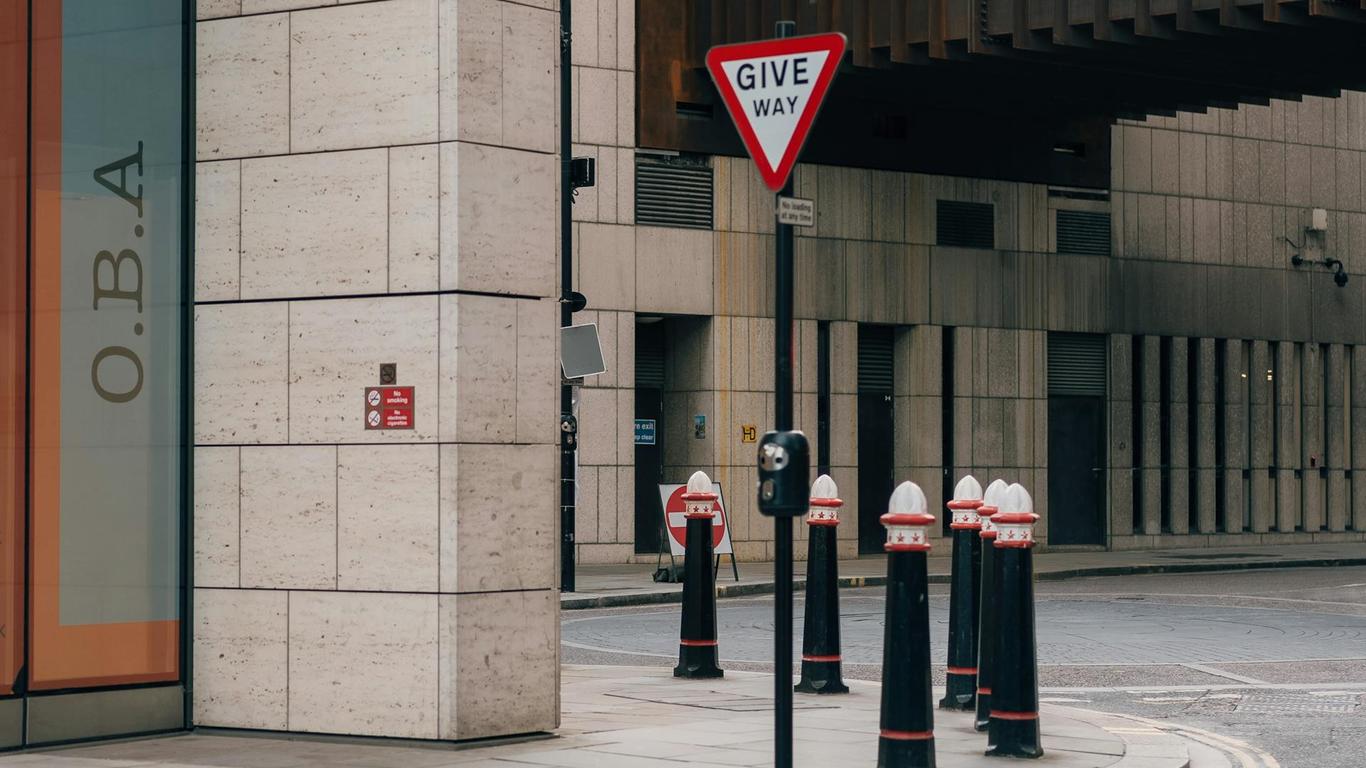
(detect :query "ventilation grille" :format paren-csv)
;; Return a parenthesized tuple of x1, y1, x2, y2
(858, 326, 895, 394)
(1048, 332, 1107, 397)
(635, 159, 713, 230)
(635, 321, 667, 389)
(936, 201, 995, 249)
(1057, 210, 1112, 256)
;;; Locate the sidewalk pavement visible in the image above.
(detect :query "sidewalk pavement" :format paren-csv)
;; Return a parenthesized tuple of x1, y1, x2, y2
(0, 666, 1195, 768)
(564, 541, 1366, 609)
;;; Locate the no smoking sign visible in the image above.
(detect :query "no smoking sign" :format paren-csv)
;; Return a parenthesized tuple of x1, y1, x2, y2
(364, 386, 415, 430)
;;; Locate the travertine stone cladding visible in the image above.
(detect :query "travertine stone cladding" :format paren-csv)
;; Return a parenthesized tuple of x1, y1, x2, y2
(193, 0, 559, 741)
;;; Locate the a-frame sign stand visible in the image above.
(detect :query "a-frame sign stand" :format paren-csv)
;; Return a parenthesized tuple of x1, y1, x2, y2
(706, 24, 846, 768)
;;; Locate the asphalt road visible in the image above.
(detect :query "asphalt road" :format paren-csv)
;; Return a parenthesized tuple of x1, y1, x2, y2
(563, 566, 1366, 768)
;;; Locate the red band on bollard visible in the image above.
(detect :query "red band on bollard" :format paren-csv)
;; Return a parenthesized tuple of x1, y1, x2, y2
(802, 654, 841, 662)
(880, 729, 934, 741)
(990, 710, 1040, 721)
(678, 639, 718, 647)
(977, 686, 992, 695)
(946, 666, 978, 675)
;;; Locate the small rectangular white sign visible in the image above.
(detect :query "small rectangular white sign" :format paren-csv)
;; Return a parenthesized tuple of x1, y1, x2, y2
(777, 195, 815, 227)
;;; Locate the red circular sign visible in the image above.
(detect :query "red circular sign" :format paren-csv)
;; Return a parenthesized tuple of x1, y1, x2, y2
(664, 485, 727, 551)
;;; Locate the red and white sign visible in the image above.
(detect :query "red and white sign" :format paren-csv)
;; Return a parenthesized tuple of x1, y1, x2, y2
(364, 386, 415, 430)
(705, 33, 846, 192)
(658, 482, 734, 557)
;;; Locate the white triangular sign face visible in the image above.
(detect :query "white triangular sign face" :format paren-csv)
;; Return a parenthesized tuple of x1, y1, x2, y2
(707, 34, 846, 192)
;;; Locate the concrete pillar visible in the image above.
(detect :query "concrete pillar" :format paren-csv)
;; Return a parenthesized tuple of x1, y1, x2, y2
(1109, 335, 1134, 539)
(1248, 340, 1272, 533)
(895, 325, 944, 541)
(1167, 337, 1191, 535)
(1300, 343, 1324, 532)
(1195, 339, 1218, 534)
(1274, 341, 1300, 533)
(1141, 336, 1162, 536)
(1325, 344, 1347, 532)
(1351, 347, 1366, 532)
(1222, 340, 1247, 533)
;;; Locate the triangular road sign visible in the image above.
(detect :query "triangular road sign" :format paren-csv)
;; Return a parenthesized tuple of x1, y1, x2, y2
(706, 33, 846, 192)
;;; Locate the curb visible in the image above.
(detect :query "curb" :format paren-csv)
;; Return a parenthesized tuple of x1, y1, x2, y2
(560, 555, 1366, 610)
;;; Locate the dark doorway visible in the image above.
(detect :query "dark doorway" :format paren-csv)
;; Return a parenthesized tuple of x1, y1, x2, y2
(1047, 397, 1106, 544)
(1046, 333, 1108, 545)
(857, 326, 896, 554)
(634, 319, 667, 554)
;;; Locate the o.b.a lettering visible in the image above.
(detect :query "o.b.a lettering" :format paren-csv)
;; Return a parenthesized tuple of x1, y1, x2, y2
(90, 142, 147, 405)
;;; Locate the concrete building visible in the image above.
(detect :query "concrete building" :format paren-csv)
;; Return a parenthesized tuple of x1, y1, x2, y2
(0, 0, 1363, 751)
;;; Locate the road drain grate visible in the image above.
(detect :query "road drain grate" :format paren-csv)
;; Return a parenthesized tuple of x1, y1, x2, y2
(1233, 692, 1360, 715)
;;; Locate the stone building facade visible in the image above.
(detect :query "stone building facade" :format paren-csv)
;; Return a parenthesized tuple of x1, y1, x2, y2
(568, 1, 1366, 566)
(193, 0, 560, 741)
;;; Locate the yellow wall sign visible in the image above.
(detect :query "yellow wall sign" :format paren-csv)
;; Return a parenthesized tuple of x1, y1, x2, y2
(741, 424, 758, 443)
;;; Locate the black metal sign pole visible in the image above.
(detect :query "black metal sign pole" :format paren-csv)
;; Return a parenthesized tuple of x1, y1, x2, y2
(773, 22, 797, 768)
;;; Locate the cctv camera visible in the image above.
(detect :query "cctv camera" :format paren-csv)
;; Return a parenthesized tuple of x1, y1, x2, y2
(1335, 269, 1349, 287)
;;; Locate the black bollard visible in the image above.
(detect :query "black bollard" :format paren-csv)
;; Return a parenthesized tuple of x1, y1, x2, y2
(940, 474, 984, 711)
(974, 479, 1008, 732)
(675, 470, 724, 679)
(986, 483, 1043, 759)
(796, 474, 849, 694)
(878, 481, 937, 768)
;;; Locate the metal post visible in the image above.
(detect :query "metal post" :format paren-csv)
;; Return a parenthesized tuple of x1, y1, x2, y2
(976, 479, 1009, 732)
(772, 19, 797, 767)
(941, 475, 984, 711)
(676, 471, 725, 678)
(879, 482, 938, 768)
(559, 0, 576, 593)
(987, 484, 1044, 760)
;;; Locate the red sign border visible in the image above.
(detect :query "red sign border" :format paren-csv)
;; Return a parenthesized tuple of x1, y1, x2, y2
(705, 33, 847, 193)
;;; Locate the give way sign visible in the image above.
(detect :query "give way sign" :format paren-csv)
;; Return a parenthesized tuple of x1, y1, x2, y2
(658, 482, 734, 557)
(706, 33, 846, 192)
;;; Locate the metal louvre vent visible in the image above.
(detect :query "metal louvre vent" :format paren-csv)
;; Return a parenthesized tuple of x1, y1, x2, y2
(635, 158, 713, 230)
(1048, 332, 1107, 397)
(1057, 209, 1112, 256)
(936, 201, 995, 249)
(858, 326, 895, 394)
(635, 321, 666, 389)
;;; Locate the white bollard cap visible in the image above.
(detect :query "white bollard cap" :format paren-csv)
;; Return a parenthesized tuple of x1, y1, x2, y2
(682, 470, 718, 519)
(949, 474, 985, 530)
(978, 478, 1009, 539)
(881, 481, 935, 552)
(808, 474, 842, 526)
(993, 483, 1039, 548)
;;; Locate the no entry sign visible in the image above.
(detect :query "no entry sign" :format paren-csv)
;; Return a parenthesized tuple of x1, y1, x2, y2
(658, 482, 734, 557)
(706, 33, 846, 191)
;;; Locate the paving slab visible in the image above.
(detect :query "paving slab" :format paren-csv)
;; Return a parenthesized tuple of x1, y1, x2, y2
(564, 542, 1366, 609)
(0, 665, 1206, 768)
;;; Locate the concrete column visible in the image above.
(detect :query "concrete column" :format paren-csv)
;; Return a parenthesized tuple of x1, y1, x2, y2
(1222, 340, 1247, 533)
(1300, 343, 1324, 532)
(1325, 344, 1347, 532)
(1167, 337, 1190, 535)
(1274, 341, 1301, 533)
(1248, 340, 1272, 533)
(895, 325, 944, 540)
(1351, 347, 1366, 532)
(1195, 338, 1218, 534)
(1141, 336, 1163, 536)
(1109, 335, 1134, 540)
